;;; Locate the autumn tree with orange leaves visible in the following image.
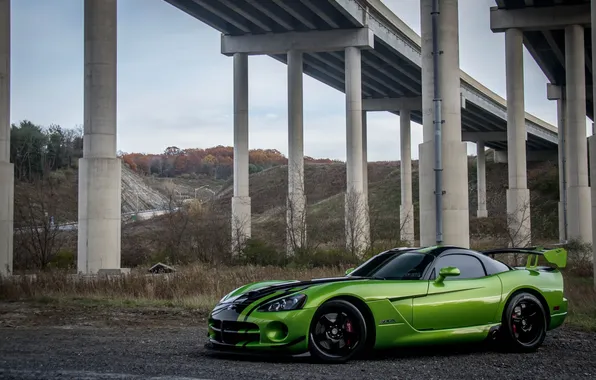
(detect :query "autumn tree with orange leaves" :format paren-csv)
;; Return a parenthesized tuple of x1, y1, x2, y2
(119, 146, 337, 180)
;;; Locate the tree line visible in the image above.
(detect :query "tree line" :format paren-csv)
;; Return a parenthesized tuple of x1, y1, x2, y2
(120, 146, 338, 180)
(10, 120, 84, 182)
(9, 120, 340, 182)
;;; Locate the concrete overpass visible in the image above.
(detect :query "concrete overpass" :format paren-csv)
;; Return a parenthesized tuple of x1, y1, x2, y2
(490, 0, 593, 120)
(163, 0, 558, 249)
(0, 0, 569, 276)
(489, 0, 594, 258)
(165, 0, 559, 151)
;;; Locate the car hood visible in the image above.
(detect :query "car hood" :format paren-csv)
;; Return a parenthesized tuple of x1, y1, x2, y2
(220, 276, 369, 304)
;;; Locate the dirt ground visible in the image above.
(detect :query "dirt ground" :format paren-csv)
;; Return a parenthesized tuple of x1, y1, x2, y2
(1, 302, 595, 380)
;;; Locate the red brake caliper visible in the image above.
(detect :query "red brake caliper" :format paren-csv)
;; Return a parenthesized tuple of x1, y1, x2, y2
(512, 313, 517, 335)
(345, 319, 353, 346)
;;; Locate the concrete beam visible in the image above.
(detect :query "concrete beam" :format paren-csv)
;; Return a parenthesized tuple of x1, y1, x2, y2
(363, 92, 466, 112)
(462, 131, 527, 142)
(462, 131, 507, 142)
(362, 97, 421, 112)
(492, 149, 558, 163)
(547, 83, 562, 101)
(221, 27, 374, 56)
(490, 4, 590, 33)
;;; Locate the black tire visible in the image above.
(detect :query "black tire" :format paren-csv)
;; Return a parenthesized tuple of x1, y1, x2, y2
(499, 292, 547, 352)
(308, 299, 367, 363)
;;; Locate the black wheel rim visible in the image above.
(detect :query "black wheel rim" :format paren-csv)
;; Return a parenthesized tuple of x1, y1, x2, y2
(509, 298, 544, 346)
(311, 311, 360, 358)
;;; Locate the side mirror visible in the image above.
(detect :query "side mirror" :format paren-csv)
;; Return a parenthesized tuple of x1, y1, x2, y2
(345, 268, 354, 276)
(435, 266, 460, 284)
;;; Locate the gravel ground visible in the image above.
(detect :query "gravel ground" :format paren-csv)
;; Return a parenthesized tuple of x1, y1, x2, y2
(0, 303, 595, 380)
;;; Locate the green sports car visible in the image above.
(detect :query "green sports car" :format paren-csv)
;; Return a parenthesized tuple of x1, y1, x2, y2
(206, 245, 568, 363)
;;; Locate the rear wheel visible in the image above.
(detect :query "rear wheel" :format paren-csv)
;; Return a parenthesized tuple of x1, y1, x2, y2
(308, 299, 367, 363)
(500, 292, 547, 352)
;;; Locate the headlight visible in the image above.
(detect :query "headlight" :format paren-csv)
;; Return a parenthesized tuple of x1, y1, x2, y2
(258, 294, 306, 312)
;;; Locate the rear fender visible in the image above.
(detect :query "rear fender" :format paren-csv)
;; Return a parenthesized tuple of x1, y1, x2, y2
(496, 269, 565, 325)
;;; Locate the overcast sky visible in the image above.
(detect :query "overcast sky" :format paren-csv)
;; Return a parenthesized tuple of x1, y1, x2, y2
(10, 0, 559, 161)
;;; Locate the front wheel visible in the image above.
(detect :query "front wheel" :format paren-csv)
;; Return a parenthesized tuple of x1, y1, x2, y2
(500, 292, 547, 352)
(308, 299, 367, 363)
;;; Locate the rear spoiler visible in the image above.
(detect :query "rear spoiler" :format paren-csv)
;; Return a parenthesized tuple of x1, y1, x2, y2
(480, 246, 567, 269)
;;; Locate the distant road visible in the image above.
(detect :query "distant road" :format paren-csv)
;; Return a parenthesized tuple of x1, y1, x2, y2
(14, 207, 180, 233)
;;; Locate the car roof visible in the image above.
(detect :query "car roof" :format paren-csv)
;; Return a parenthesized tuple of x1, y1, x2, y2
(381, 245, 503, 263)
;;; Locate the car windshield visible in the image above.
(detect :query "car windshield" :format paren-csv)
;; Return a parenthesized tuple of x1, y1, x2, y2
(348, 251, 435, 280)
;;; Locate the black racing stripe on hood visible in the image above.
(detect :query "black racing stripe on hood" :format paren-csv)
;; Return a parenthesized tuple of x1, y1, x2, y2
(238, 277, 371, 320)
(240, 277, 368, 300)
(217, 277, 369, 316)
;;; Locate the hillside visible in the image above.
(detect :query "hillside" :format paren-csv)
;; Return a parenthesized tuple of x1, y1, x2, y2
(208, 155, 559, 247)
(14, 162, 181, 225)
(11, 153, 561, 270)
(14, 154, 559, 243)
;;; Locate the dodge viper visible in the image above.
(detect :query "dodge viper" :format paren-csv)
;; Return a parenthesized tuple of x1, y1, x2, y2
(206, 245, 568, 362)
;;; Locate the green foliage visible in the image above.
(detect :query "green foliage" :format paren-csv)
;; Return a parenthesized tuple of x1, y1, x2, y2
(235, 239, 360, 269)
(10, 120, 83, 182)
(238, 238, 286, 266)
(290, 248, 359, 268)
(48, 250, 75, 269)
(249, 163, 263, 174)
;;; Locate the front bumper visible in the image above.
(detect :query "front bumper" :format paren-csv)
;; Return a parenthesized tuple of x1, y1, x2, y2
(206, 307, 316, 355)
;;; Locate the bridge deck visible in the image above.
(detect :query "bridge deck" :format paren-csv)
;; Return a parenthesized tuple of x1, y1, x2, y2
(494, 0, 593, 121)
(164, 0, 559, 152)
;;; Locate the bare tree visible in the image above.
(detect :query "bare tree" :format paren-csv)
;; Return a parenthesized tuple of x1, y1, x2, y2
(506, 196, 532, 249)
(285, 161, 307, 255)
(344, 189, 370, 258)
(14, 175, 67, 269)
(154, 181, 192, 264)
(187, 200, 231, 264)
(231, 197, 251, 256)
(399, 203, 415, 246)
(368, 201, 415, 251)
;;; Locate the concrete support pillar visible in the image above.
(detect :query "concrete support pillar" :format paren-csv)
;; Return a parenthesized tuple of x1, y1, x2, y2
(78, 0, 123, 274)
(589, 135, 596, 288)
(400, 109, 414, 244)
(0, 0, 13, 277)
(556, 94, 568, 242)
(419, 0, 469, 247)
(344, 46, 370, 256)
(361, 110, 370, 246)
(286, 50, 306, 254)
(362, 111, 368, 203)
(565, 25, 592, 244)
(505, 28, 531, 247)
(591, 0, 596, 288)
(476, 141, 488, 218)
(231, 52, 251, 253)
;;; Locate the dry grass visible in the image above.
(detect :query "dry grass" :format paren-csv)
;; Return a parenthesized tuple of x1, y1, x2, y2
(0, 264, 346, 315)
(1, 263, 594, 332)
(564, 274, 596, 332)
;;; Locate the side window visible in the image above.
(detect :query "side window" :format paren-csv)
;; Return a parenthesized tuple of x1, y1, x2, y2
(432, 254, 486, 280)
